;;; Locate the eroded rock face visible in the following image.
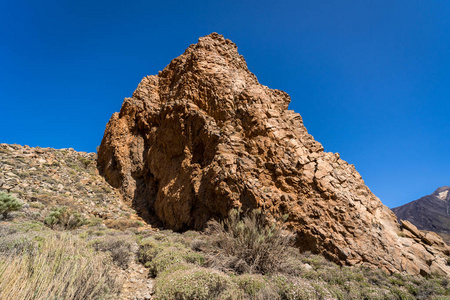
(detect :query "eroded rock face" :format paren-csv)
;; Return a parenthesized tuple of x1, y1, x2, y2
(98, 33, 450, 276)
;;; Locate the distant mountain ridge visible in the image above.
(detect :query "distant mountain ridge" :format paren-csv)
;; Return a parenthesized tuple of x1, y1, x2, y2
(392, 186, 450, 244)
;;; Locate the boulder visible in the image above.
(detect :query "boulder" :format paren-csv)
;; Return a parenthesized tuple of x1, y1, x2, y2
(98, 33, 450, 276)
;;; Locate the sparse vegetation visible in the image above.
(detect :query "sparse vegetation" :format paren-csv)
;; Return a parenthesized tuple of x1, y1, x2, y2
(137, 235, 205, 277)
(79, 157, 93, 168)
(2, 201, 449, 300)
(44, 206, 86, 229)
(0, 192, 22, 219)
(0, 233, 122, 300)
(205, 209, 295, 274)
(104, 218, 144, 230)
(233, 273, 279, 298)
(1, 144, 449, 299)
(141, 211, 450, 299)
(153, 266, 234, 300)
(88, 231, 136, 269)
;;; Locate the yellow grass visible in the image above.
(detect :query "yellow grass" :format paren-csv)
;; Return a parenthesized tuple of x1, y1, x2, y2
(0, 233, 123, 300)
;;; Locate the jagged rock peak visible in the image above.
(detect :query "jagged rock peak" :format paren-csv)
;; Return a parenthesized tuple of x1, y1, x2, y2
(98, 33, 450, 276)
(131, 33, 290, 124)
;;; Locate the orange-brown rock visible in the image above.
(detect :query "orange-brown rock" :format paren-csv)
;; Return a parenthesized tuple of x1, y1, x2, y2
(98, 33, 450, 276)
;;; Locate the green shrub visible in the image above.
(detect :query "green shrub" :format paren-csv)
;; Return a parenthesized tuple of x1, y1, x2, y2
(233, 274, 279, 299)
(137, 235, 205, 277)
(0, 232, 34, 256)
(79, 157, 92, 168)
(206, 209, 294, 274)
(138, 236, 183, 262)
(390, 286, 414, 299)
(0, 192, 22, 218)
(147, 247, 189, 277)
(153, 267, 233, 300)
(44, 206, 85, 229)
(272, 274, 317, 300)
(147, 247, 205, 277)
(172, 230, 205, 250)
(138, 237, 163, 264)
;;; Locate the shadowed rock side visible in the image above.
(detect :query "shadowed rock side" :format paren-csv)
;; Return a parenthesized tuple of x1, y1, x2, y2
(98, 33, 450, 276)
(393, 186, 450, 244)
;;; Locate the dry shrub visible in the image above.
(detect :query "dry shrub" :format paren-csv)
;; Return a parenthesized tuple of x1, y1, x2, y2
(206, 209, 294, 274)
(0, 225, 17, 239)
(89, 232, 136, 269)
(0, 230, 36, 256)
(0, 233, 123, 300)
(33, 193, 80, 210)
(104, 218, 143, 230)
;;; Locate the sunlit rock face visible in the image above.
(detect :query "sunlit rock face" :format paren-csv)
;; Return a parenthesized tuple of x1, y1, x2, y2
(98, 33, 450, 276)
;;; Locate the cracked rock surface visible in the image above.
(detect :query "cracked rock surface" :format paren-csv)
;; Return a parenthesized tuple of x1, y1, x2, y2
(98, 33, 450, 276)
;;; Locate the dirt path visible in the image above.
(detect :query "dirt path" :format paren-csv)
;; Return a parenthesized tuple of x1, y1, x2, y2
(120, 259, 155, 300)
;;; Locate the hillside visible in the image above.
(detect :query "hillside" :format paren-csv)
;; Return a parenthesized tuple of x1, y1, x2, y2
(1, 143, 449, 299)
(392, 186, 450, 244)
(0, 143, 154, 299)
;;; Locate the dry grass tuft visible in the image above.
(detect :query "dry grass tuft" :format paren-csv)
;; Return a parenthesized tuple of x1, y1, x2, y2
(88, 231, 137, 269)
(206, 209, 294, 275)
(104, 218, 144, 230)
(0, 233, 123, 300)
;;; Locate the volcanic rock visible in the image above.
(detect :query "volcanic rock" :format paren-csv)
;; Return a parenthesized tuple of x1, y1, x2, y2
(393, 186, 450, 244)
(98, 33, 450, 276)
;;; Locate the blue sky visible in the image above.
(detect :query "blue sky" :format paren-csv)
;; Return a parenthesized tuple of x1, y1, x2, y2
(1, 0, 449, 208)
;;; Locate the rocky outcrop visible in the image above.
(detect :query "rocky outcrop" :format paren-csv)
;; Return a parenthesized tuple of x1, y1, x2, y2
(98, 33, 450, 276)
(399, 220, 449, 276)
(393, 186, 450, 244)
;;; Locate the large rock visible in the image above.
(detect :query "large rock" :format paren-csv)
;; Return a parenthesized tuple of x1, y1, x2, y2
(98, 33, 450, 276)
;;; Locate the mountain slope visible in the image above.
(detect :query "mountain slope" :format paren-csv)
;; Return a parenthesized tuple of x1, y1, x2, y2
(3, 144, 450, 299)
(393, 186, 450, 244)
(0, 143, 155, 299)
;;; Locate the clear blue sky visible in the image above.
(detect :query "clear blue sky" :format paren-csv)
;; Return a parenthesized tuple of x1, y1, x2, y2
(1, 0, 449, 208)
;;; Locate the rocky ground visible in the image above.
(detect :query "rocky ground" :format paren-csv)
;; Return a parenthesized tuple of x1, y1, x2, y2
(0, 143, 155, 300)
(1, 143, 449, 300)
(0, 143, 128, 219)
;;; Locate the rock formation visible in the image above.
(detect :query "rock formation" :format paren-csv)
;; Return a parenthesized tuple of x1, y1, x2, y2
(393, 186, 450, 244)
(98, 33, 450, 276)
